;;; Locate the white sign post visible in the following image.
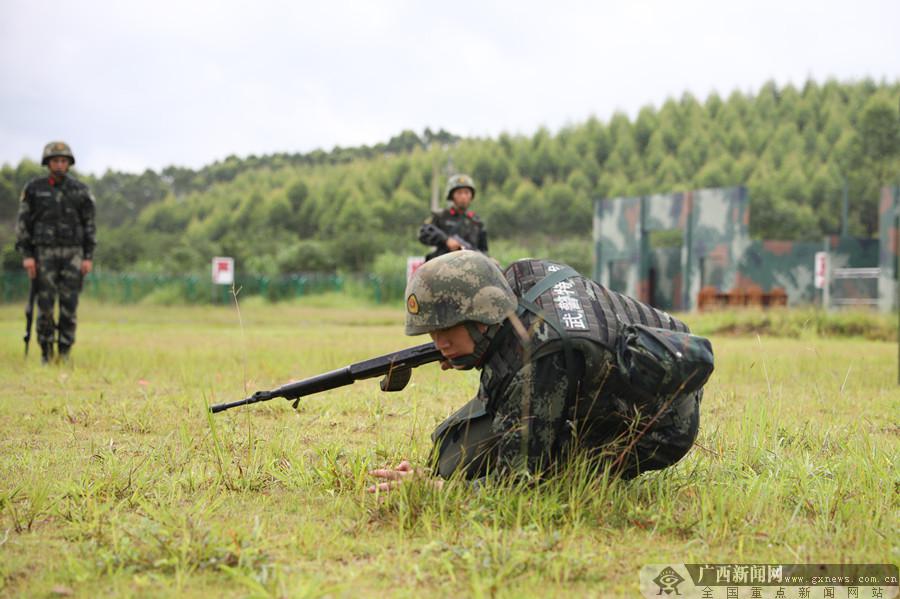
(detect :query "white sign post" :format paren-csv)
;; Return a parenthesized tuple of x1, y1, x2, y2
(814, 252, 827, 289)
(407, 256, 425, 281)
(814, 251, 828, 308)
(212, 257, 235, 285)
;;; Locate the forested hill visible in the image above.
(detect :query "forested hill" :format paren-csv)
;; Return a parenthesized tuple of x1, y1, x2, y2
(2, 78, 898, 275)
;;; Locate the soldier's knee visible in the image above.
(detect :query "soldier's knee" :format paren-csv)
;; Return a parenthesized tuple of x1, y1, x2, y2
(622, 392, 701, 477)
(663, 391, 701, 460)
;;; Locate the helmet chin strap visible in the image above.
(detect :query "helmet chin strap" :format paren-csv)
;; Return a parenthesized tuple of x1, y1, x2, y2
(448, 322, 500, 370)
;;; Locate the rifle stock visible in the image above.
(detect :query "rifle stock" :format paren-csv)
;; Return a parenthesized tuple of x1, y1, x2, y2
(209, 342, 443, 413)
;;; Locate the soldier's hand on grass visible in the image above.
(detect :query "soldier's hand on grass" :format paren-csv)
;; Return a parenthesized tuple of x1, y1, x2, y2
(81, 259, 93, 276)
(367, 460, 444, 493)
(446, 237, 462, 251)
(23, 258, 36, 279)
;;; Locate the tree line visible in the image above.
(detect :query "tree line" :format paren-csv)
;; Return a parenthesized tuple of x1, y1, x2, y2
(1, 78, 898, 278)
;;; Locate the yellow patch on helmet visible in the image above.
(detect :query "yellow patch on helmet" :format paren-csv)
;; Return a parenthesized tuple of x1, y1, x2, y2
(406, 294, 420, 314)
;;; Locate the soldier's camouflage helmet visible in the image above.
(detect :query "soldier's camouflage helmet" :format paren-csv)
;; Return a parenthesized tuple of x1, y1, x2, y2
(445, 173, 476, 200)
(42, 141, 75, 166)
(405, 251, 517, 335)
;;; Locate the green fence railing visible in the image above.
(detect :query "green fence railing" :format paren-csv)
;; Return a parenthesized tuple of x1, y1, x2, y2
(0, 270, 408, 305)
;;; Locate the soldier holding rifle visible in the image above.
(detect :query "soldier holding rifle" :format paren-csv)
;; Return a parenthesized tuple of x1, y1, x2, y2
(418, 174, 488, 261)
(370, 251, 713, 491)
(16, 141, 96, 364)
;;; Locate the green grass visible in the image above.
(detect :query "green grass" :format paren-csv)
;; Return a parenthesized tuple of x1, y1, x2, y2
(0, 300, 897, 597)
(688, 306, 898, 342)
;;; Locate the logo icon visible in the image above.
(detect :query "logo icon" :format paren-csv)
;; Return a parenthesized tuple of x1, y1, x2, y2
(406, 294, 419, 314)
(653, 566, 685, 595)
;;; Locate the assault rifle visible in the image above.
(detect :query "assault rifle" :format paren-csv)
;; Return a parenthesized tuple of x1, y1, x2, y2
(24, 277, 37, 356)
(419, 223, 475, 251)
(209, 342, 443, 413)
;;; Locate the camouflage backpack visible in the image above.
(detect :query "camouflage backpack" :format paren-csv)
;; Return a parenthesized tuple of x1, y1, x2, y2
(615, 323, 714, 405)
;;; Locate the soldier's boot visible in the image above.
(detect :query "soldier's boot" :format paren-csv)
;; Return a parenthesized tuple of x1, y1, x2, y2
(58, 343, 71, 363)
(40, 343, 54, 365)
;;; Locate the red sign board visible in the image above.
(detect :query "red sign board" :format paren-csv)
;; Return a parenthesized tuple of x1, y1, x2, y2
(212, 257, 234, 285)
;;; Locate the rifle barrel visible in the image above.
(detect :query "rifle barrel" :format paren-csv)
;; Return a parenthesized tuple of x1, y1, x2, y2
(209, 392, 270, 413)
(208, 342, 442, 413)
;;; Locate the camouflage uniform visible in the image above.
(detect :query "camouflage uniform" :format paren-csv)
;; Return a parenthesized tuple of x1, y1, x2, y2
(405, 252, 709, 481)
(16, 144, 96, 357)
(418, 174, 488, 261)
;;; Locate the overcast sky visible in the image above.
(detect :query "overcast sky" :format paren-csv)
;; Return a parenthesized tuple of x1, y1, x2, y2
(2, 0, 898, 175)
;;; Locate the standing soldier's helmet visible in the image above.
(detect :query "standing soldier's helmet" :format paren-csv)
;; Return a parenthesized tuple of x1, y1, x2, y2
(405, 251, 516, 335)
(445, 173, 476, 201)
(41, 141, 75, 166)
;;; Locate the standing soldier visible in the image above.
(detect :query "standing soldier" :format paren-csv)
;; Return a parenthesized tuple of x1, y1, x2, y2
(370, 251, 713, 491)
(418, 174, 488, 261)
(16, 141, 96, 364)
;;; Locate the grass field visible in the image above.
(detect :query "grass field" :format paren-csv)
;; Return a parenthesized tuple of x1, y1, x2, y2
(0, 297, 897, 598)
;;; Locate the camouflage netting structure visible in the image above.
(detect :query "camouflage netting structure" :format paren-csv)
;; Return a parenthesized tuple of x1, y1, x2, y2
(878, 186, 900, 313)
(593, 186, 900, 312)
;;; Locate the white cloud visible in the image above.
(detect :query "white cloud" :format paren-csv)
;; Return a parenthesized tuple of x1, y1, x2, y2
(1, 0, 898, 173)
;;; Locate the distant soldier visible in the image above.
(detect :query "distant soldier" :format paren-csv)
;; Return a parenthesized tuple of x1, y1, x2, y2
(370, 251, 713, 491)
(16, 141, 96, 364)
(418, 174, 488, 261)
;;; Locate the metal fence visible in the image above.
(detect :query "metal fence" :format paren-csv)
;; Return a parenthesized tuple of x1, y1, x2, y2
(0, 270, 408, 305)
(826, 267, 881, 309)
